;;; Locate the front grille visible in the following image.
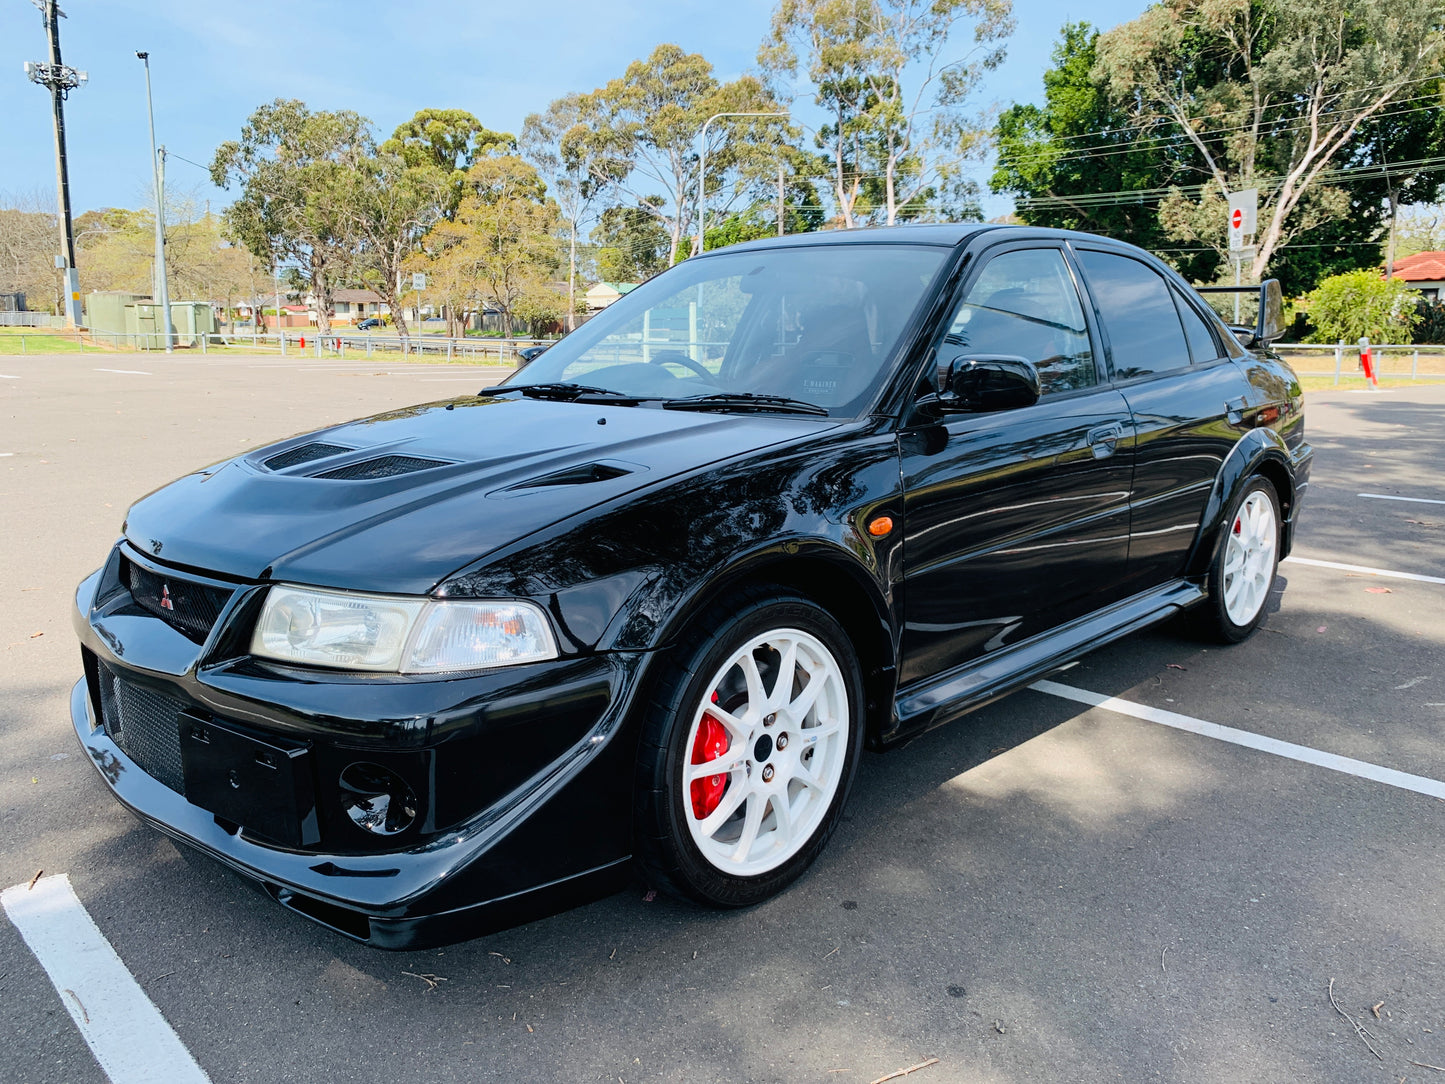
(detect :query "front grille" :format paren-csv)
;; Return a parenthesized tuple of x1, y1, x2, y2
(264, 442, 352, 471)
(124, 558, 233, 643)
(316, 455, 449, 480)
(95, 662, 185, 792)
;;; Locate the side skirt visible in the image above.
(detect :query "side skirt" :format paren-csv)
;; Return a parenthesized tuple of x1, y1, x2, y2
(885, 579, 1205, 745)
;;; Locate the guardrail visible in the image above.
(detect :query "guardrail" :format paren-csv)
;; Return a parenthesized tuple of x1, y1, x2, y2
(1273, 342, 1445, 384)
(0, 327, 549, 363)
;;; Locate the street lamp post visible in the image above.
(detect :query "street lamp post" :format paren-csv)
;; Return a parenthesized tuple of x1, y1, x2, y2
(694, 111, 788, 257)
(136, 51, 173, 353)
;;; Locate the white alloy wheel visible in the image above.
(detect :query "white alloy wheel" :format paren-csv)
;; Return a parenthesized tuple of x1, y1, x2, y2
(1222, 489, 1278, 626)
(680, 627, 850, 877)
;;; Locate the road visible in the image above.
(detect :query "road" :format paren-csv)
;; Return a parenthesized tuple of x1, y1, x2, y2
(2, 355, 1442, 1083)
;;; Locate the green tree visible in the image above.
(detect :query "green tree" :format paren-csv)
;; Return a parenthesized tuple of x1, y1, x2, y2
(382, 108, 514, 219)
(1304, 269, 1422, 343)
(338, 154, 447, 342)
(210, 99, 374, 335)
(414, 156, 561, 337)
(762, 0, 1013, 227)
(992, 24, 1213, 279)
(575, 44, 789, 264)
(522, 94, 611, 326)
(1, 192, 63, 312)
(592, 199, 671, 282)
(1095, 0, 1445, 281)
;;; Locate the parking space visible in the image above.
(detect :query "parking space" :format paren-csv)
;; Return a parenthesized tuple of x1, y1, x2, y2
(3, 356, 1442, 1083)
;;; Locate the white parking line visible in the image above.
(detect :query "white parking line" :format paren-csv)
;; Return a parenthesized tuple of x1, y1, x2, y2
(1032, 680, 1445, 801)
(1357, 492, 1445, 506)
(1282, 555, 1445, 585)
(2, 875, 211, 1084)
(0, 373, 19, 379)
(94, 368, 152, 376)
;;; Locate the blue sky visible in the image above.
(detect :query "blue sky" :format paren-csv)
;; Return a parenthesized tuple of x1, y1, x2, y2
(0, 0, 1152, 221)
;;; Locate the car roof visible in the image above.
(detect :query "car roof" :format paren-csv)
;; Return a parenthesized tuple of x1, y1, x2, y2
(709, 222, 1145, 256)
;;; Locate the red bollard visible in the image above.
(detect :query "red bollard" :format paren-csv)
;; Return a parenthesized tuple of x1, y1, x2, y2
(300, 335, 306, 350)
(1358, 336, 1377, 389)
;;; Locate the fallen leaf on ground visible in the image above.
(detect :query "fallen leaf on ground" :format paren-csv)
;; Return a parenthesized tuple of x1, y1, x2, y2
(1166, 663, 1186, 670)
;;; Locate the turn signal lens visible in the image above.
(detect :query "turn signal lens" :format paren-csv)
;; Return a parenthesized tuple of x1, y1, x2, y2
(402, 601, 557, 673)
(867, 516, 894, 537)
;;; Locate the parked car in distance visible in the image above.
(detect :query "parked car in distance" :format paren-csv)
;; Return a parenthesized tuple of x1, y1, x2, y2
(71, 224, 1311, 948)
(357, 317, 386, 331)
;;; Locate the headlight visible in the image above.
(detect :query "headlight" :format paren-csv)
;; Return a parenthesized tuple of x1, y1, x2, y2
(250, 585, 558, 673)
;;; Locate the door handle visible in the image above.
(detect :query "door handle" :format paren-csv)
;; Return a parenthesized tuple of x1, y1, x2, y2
(1087, 424, 1122, 458)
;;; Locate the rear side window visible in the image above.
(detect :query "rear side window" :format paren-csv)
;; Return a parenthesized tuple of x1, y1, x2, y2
(1076, 250, 1191, 379)
(1174, 289, 1222, 363)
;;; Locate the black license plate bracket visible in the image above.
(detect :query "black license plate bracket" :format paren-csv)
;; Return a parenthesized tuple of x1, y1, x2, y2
(179, 713, 319, 846)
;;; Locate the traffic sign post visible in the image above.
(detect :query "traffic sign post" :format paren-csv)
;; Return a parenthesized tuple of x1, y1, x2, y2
(1227, 190, 1259, 323)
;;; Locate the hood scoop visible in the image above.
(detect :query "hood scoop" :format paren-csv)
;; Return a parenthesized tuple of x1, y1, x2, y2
(263, 442, 353, 471)
(501, 461, 635, 492)
(315, 455, 452, 480)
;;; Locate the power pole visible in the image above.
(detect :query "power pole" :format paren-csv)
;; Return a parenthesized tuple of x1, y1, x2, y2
(25, 0, 86, 327)
(777, 162, 785, 237)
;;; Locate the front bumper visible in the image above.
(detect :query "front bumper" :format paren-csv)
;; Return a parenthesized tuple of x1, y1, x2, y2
(71, 557, 642, 948)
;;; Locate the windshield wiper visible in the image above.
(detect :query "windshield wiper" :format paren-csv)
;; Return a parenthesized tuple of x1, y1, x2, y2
(485, 382, 650, 403)
(661, 392, 829, 416)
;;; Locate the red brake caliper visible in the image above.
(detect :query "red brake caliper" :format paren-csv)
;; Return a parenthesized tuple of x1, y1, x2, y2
(689, 698, 730, 820)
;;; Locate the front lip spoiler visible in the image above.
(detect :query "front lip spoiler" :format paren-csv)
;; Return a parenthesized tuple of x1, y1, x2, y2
(69, 678, 631, 949)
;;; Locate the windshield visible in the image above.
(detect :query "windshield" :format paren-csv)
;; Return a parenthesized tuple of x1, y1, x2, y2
(508, 243, 949, 415)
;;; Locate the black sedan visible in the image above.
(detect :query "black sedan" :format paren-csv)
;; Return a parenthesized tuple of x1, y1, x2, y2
(71, 224, 1311, 947)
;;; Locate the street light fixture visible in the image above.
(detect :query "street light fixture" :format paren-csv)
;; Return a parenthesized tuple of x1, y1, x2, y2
(694, 111, 789, 257)
(136, 51, 173, 352)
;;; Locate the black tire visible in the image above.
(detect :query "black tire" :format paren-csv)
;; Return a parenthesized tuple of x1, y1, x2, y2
(1192, 475, 1281, 644)
(634, 586, 865, 907)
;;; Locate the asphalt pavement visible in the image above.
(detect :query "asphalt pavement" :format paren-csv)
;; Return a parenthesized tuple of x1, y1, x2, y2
(2, 355, 1442, 1084)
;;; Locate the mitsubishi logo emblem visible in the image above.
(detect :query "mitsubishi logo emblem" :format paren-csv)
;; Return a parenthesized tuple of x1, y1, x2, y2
(160, 584, 175, 611)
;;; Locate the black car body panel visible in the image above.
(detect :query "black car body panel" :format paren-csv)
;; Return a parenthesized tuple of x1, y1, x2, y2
(73, 224, 1313, 947)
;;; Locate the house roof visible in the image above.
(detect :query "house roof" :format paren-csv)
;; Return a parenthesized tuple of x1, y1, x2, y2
(332, 288, 386, 303)
(588, 282, 639, 294)
(1389, 251, 1445, 282)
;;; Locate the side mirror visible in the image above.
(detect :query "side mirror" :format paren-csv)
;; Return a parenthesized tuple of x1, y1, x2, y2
(1256, 278, 1283, 345)
(931, 354, 1041, 414)
(515, 344, 549, 367)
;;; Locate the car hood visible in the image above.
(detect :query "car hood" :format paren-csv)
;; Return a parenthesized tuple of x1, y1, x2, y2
(123, 395, 838, 594)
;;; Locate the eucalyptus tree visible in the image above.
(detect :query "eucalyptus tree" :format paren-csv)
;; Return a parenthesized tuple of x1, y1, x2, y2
(761, 0, 1013, 227)
(574, 44, 789, 264)
(211, 99, 374, 335)
(1095, 0, 1445, 279)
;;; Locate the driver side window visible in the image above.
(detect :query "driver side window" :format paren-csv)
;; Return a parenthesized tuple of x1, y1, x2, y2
(943, 248, 1096, 395)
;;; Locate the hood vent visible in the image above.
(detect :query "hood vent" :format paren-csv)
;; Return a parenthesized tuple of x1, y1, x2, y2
(506, 462, 633, 490)
(315, 455, 451, 480)
(264, 442, 353, 471)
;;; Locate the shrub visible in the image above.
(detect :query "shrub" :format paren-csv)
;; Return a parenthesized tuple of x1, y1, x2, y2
(1415, 300, 1445, 345)
(1304, 270, 1422, 344)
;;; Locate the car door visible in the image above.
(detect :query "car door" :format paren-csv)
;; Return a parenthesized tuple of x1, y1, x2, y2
(1071, 246, 1252, 592)
(897, 242, 1136, 688)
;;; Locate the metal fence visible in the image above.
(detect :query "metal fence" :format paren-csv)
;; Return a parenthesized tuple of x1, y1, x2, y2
(0, 312, 62, 328)
(0, 327, 547, 364)
(1274, 343, 1445, 384)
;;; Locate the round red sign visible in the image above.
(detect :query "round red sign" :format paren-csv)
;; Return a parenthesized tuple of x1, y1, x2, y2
(1231, 208, 1243, 229)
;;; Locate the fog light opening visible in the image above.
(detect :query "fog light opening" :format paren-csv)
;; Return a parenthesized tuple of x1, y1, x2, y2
(339, 762, 418, 836)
